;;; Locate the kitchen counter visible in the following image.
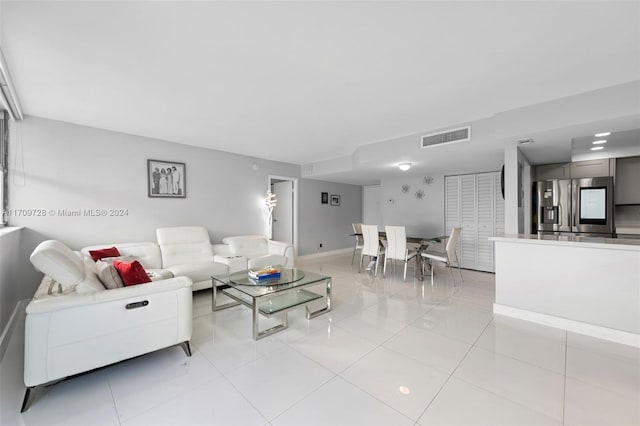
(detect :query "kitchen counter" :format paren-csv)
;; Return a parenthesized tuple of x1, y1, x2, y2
(490, 233, 640, 251)
(490, 234, 640, 347)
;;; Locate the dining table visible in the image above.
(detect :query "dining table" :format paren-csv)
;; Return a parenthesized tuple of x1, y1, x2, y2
(351, 231, 447, 281)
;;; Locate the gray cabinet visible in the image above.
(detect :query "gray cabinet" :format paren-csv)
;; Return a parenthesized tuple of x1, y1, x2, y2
(616, 156, 640, 205)
(534, 163, 570, 180)
(445, 171, 503, 272)
(535, 159, 614, 181)
(570, 159, 613, 179)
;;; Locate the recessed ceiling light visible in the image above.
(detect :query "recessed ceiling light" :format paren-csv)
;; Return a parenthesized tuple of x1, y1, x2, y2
(398, 162, 411, 171)
(594, 132, 611, 137)
(591, 146, 604, 151)
(592, 140, 607, 145)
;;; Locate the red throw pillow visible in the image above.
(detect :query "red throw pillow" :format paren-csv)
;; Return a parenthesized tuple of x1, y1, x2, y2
(112, 260, 152, 286)
(89, 246, 121, 262)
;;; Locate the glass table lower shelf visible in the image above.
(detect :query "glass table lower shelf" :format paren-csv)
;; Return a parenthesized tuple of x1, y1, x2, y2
(212, 268, 332, 340)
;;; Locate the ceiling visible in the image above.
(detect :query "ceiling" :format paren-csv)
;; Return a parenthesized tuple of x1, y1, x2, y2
(2, 1, 639, 184)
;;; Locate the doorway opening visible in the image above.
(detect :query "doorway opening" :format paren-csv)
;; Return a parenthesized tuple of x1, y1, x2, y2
(268, 175, 298, 253)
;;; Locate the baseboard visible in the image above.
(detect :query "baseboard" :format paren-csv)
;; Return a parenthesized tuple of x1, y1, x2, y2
(297, 248, 352, 261)
(0, 299, 28, 362)
(493, 303, 640, 348)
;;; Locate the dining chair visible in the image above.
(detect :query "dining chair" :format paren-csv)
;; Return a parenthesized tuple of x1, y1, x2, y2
(383, 225, 419, 281)
(351, 223, 364, 265)
(420, 227, 463, 285)
(359, 224, 384, 275)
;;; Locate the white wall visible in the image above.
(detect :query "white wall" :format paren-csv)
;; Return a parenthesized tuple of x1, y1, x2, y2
(379, 174, 445, 237)
(504, 145, 532, 234)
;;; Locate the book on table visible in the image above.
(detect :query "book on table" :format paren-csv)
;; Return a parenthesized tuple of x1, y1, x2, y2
(248, 267, 281, 281)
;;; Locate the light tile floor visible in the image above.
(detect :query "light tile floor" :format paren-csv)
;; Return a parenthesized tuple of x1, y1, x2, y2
(2, 253, 639, 425)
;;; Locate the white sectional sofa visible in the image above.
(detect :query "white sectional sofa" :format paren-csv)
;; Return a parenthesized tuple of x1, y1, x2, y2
(23, 240, 193, 412)
(81, 227, 229, 291)
(156, 226, 228, 291)
(22, 228, 296, 411)
(213, 235, 295, 273)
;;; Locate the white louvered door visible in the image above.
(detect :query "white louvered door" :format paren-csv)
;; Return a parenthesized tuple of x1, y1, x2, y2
(460, 174, 478, 269)
(445, 176, 461, 232)
(476, 172, 495, 272)
(444, 171, 504, 272)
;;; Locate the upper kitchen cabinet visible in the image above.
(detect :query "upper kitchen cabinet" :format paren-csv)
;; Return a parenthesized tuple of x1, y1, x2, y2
(615, 156, 640, 205)
(569, 158, 614, 179)
(534, 163, 570, 180)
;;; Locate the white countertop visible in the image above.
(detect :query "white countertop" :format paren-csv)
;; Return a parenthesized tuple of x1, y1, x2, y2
(490, 233, 640, 251)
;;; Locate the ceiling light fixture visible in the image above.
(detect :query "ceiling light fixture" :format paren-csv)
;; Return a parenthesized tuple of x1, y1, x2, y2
(398, 163, 411, 171)
(592, 140, 607, 145)
(594, 132, 611, 137)
(591, 146, 604, 151)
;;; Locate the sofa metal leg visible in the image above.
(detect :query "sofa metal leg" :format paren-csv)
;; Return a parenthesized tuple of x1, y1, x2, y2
(21, 385, 42, 413)
(180, 341, 192, 357)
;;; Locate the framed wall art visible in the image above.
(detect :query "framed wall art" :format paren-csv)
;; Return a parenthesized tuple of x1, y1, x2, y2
(321, 192, 328, 204)
(148, 159, 186, 198)
(330, 194, 341, 206)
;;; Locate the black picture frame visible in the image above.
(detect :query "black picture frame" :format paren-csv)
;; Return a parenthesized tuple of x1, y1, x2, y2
(321, 192, 328, 204)
(330, 194, 340, 206)
(147, 159, 186, 198)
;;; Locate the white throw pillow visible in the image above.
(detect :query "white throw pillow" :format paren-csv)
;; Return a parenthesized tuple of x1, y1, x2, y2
(95, 260, 125, 289)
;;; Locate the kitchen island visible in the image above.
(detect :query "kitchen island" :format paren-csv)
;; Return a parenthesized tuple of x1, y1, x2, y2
(490, 234, 640, 347)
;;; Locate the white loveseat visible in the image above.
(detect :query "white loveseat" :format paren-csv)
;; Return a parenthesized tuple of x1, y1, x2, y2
(213, 235, 295, 273)
(23, 240, 193, 412)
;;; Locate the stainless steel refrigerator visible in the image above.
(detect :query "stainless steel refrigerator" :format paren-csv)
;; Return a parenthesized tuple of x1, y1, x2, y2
(536, 177, 614, 236)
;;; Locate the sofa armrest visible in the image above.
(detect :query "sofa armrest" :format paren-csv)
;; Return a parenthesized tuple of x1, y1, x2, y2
(26, 276, 193, 315)
(268, 240, 295, 267)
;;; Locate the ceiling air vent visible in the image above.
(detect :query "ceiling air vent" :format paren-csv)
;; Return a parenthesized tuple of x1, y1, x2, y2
(421, 126, 471, 149)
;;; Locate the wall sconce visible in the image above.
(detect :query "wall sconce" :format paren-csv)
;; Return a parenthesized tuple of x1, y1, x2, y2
(398, 162, 411, 171)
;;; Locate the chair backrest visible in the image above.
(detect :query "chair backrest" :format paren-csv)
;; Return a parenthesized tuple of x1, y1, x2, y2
(445, 227, 462, 263)
(384, 225, 407, 260)
(352, 223, 364, 245)
(361, 224, 380, 257)
(156, 226, 214, 267)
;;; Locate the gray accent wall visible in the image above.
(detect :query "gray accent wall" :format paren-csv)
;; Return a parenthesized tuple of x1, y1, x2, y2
(379, 174, 445, 237)
(298, 179, 362, 256)
(7, 116, 362, 295)
(9, 117, 301, 247)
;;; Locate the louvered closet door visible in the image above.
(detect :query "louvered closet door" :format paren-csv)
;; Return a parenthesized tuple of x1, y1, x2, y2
(445, 176, 461, 233)
(459, 174, 477, 269)
(476, 173, 495, 272)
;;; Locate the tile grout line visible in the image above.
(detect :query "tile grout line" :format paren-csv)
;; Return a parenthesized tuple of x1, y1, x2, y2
(107, 379, 123, 426)
(562, 331, 568, 426)
(414, 312, 495, 422)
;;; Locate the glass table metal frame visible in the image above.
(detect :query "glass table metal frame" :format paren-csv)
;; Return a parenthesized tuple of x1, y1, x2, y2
(211, 268, 332, 340)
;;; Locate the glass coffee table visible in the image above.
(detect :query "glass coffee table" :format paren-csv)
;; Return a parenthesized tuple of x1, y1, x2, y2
(211, 268, 332, 340)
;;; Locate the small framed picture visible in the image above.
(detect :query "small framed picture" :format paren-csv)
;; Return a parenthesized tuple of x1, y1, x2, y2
(321, 192, 328, 204)
(330, 194, 341, 206)
(148, 159, 186, 198)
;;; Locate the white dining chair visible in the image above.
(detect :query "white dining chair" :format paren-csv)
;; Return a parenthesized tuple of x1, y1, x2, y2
(359, 224, 384, 275)
(351, 223, 364, 265)
(420, 227, 463, 285)
(383, 225, 419, 281)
